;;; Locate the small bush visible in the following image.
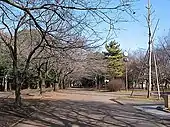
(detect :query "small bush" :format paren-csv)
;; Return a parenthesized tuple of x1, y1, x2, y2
(107, 78, 124, 92)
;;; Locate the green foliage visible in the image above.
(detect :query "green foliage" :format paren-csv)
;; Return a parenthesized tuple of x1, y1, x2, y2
(105, 40, 124, 78)
(0, 49, 12, 76)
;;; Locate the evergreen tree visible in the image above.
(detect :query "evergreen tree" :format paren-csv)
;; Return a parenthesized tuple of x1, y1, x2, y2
(105, 40, 124, 78)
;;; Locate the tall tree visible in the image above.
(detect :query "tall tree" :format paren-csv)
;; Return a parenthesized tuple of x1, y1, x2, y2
(105, 40, 124, 78)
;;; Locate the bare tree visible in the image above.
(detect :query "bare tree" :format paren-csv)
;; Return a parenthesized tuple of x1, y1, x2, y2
(0, 0, 136, 105)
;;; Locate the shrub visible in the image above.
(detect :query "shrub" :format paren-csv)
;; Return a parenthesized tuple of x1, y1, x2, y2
(107, 78, 124, 92)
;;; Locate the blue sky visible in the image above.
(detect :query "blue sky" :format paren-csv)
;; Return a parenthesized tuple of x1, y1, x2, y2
(113, 0, 170, 51)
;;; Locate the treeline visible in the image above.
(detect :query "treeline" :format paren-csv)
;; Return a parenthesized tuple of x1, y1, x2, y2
(0, 29, 108, 90)
(0, 31, 125, 92)
(127, 32, 170, 90)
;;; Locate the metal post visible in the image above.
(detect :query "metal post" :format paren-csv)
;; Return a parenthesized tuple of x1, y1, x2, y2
(125, 62, 128, 90)
(123, 51, 129, 91)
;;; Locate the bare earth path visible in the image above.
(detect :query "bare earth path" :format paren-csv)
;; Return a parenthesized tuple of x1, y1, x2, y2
(14, 89, 170, 127)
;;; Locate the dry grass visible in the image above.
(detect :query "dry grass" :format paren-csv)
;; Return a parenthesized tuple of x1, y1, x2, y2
(117, 95, 164, 102)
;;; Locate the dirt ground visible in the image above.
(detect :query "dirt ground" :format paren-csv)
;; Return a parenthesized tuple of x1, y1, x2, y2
(6, 89, 168, 127)
(0, 89, 169, 127)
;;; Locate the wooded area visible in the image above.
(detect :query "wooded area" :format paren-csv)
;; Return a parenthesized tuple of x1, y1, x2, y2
(0, 0, 136, 105)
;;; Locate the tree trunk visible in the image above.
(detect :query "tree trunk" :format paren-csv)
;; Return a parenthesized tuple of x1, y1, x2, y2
(9, 83, 11, 91)
(42, 78, 45, 88)
(38, 70, 44, 95)
(61, 79, 64, 89)
(39, 71, 43, 95)
(4, 75, 8, 92)
(27, 83, 31, 89)
(53, 83, 56, 91)
(62, 78, 65, 89)
(147, 0, 152, 98)
(95, 76, 97, 89)
(2, 77, 5, 91)
(59, 77, 64, 89)
(14, 62, 21, 105)
(99, 76, 101, 91)
(59, 81, 61, 89)
(15, 84, 21, 106)
(37, 79, 39, 89)
(39, 80, 42, 95)
(53, 80, 57, 91)
(53, 75, 59, 91)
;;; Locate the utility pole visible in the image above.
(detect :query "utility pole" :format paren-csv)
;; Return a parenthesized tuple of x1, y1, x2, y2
(123, 51, 129, 91)
(147, 0, 152, 98)
(131, 0, 160, 99)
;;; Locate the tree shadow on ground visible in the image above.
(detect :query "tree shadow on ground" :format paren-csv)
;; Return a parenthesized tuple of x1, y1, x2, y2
(0, 97, 169, 127)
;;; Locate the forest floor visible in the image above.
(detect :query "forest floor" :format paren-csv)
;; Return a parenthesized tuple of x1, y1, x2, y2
(0, 88, 169, 127)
